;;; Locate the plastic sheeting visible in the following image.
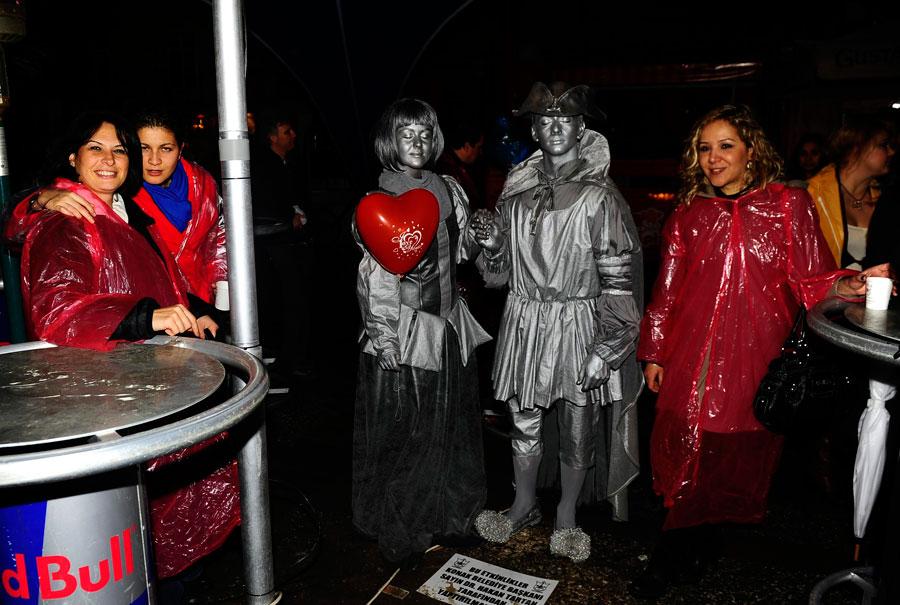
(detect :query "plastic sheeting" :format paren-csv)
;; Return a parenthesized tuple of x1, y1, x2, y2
(10, 179, 240, 577)
(638, 184, 850, 529)
(146, 434, 242, 579)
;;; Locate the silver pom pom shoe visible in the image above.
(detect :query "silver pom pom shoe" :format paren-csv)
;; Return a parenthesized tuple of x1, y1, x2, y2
(474, 505, 542, 543)
(549, 527, 591, 563)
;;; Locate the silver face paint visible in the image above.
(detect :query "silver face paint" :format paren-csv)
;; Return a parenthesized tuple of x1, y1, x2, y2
(531, 115, 583, 161)
(394, 124, 433, 176)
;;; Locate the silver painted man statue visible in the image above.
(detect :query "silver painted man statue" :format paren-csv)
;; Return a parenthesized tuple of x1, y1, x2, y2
(472, 82, 642, 562)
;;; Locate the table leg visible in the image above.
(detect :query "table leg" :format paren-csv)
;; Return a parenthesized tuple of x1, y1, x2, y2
(238, 406, 277, 604)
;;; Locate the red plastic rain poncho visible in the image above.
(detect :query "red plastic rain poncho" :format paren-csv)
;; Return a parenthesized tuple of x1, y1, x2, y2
(638, 184, 850, 529)
(133, 159, 228, 303)
(13, 179, 240, 578)
(19, 180, 187, 350)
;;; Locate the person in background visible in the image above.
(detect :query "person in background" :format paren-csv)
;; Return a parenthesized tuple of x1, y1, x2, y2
(472, 82, 643, 564)
(436, 115, 485, 210)
(807, 116, 894, 270)
(252, 115, 308, 229)
(805, 118, 895, 494)
(787, 133, 827, 183)
(251, 114, 313, 382)
(859, 169, 900, 573)
(438, 113, 500, 402)
(630, 104, 888, 599)
(352, 98, 489, 569)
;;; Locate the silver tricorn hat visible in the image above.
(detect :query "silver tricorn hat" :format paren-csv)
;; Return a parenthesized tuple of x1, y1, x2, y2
(512, 82, 605, 119)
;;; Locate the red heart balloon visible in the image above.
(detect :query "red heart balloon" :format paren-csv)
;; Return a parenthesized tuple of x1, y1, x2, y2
(355, 188, 440, 275)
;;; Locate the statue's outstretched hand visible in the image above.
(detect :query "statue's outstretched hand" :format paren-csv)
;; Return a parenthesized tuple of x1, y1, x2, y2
(471, 209, 502, 252)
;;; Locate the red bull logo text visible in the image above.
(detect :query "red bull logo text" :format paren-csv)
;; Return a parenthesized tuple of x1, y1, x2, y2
(2, 527, 136, 599)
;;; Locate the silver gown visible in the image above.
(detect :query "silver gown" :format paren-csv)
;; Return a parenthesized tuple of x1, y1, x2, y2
(352, 169, 490, 561)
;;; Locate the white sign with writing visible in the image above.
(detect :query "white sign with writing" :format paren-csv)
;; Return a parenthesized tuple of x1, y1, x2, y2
(418, 554, 558, 605)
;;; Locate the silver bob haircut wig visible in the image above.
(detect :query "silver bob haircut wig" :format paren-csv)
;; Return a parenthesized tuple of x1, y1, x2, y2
(373, 98, 445, 172)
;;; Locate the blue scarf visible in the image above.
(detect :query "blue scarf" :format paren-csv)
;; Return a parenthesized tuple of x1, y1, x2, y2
(144, 160, 192, 232)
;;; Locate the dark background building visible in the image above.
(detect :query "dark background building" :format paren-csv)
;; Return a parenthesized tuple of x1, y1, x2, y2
(3, 0, 898, 192)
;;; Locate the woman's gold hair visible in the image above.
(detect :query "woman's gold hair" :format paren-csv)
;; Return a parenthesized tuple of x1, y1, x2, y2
(829, 114, 892, 169)
(678, 105, 782, 205)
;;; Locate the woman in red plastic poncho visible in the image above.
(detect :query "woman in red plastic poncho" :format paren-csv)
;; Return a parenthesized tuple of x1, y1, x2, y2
(133, 111, 226, 304)
(11, 110, 227, 306)
(10, 113, 240, 581)
(629, 105, 891, 599)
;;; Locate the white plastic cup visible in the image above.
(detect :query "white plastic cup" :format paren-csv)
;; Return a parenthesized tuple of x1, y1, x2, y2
(865, 276, 892, 311)
(215, 280, 230, 311)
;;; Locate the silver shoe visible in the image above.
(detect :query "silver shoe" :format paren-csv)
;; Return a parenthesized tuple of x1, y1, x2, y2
(549, 527, 591, 563)
(474, 505, 542, 543)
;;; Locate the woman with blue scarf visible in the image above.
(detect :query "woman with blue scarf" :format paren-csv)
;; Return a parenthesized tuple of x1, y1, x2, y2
(131, 112, 227, 304)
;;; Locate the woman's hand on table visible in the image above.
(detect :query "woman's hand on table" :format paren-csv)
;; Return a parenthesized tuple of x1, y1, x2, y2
(152, 304, 201, 337)
(197, 315, 219, 339)
(644, 362, 665, 393)
(34, 188, 96, 223)
(836, 263, 896, 297)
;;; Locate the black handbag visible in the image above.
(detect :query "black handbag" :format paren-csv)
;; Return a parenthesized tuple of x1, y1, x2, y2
(753, 308, 845, 434)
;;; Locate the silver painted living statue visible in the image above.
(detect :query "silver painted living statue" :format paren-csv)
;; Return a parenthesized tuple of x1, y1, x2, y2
(471, 82, 643, 563)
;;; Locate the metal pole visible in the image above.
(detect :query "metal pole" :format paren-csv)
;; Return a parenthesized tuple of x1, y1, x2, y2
(212, 2, 276, 603)
(213, 0, 259, 357)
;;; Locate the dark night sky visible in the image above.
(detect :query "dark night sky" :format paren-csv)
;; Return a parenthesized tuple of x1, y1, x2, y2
(2, 0, 898, 190)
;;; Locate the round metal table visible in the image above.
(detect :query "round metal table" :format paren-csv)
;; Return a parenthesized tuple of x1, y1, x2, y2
(807, 298, 900, 604)
(0, 337, 274, 604)
(808, 299, 900, 367)
(0, 343, 225, 448)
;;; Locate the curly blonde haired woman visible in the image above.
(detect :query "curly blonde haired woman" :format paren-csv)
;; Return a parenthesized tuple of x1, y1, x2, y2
(630, 105, 887, 598)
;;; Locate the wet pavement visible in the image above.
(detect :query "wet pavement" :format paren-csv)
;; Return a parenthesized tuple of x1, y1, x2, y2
(176, 359, 877, 605)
